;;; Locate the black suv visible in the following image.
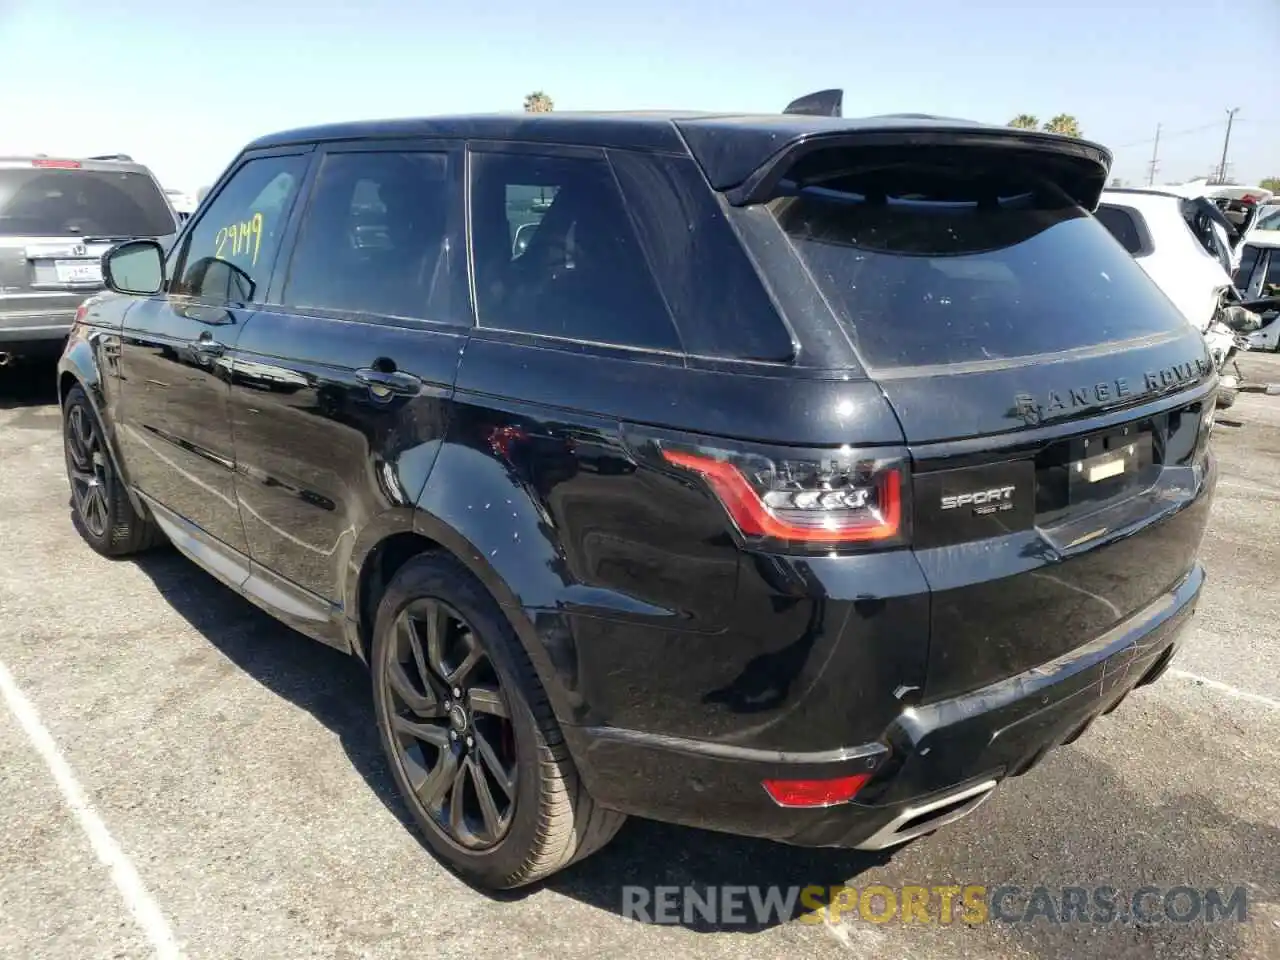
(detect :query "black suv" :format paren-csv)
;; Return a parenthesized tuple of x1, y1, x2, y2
(58, 108, 1218, 890)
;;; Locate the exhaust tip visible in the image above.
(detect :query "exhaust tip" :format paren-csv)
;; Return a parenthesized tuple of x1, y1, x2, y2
(853, 779, 998, 851)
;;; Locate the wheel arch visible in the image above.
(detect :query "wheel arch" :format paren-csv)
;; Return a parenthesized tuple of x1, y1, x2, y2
(57, 341, 148, 519)
(349, 501, 582, 730)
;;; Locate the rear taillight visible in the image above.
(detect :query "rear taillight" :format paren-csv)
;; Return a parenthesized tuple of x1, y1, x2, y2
(647, 436, 910, 552)
(74, 303, 88, 325)
(32, 158, 81, 169)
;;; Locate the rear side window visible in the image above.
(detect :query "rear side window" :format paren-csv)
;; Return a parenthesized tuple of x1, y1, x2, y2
(283, 151, 460, 322)
(1095, 204, 1148, 255)
(765, 166, 1190, 370)
(171, 155, 307, 301)
(0, 167, 175, 238)
(469, 151, 680, 352)
(1180, 198, 1232, 266)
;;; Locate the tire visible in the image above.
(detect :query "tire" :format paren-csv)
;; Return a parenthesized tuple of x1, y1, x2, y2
(62, 384, 163, 557)
(371, 553, 625, 889)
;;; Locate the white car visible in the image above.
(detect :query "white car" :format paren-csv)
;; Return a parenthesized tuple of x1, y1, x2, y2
(1233, 229, 1280, 352)
(1096, 187, 1236, 333)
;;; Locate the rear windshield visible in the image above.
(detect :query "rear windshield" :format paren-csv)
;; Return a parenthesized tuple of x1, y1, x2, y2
(0, 167, 176, 238)
(766, 166, 1191, 370)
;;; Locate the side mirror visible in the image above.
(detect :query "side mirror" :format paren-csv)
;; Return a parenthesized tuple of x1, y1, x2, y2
(103, 239, 165, 296)
(512, 222, 537, 257)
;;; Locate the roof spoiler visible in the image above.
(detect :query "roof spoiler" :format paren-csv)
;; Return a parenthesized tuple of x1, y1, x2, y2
(87, 153, 133, 162)
(724, 129, 1112, 209)
(783, 89, 843, 118)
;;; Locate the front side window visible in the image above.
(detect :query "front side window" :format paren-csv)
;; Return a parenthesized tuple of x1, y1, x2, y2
(171, 155, 307, 301)
(283, 151, 457, 321)
(765, 165, 1190, 370)
(469, 151, 679, 351)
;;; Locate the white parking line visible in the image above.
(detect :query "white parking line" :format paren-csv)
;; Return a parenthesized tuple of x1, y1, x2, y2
(0, 660, 184, 960)
(1168, 668, 1280, 710)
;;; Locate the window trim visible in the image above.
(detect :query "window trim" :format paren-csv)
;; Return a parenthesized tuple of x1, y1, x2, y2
(166, 145, 315, 309)
(270, 139, 473, 330)
(463, 141, 686, 357)
(1094, 202, 1154, 257)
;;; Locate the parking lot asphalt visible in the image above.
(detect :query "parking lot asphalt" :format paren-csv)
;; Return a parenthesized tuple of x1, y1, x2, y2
(0, 355, 1278, 960)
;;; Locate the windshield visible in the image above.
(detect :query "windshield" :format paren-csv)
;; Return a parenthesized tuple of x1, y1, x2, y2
(0, 167, 176, 238)
(767, 167, 1190, 370)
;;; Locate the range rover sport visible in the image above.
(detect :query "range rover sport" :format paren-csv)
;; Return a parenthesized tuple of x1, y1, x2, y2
(58, 107, 1218, 890)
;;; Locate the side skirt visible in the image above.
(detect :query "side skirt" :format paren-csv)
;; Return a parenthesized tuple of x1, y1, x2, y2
(136, 491, 350, 653)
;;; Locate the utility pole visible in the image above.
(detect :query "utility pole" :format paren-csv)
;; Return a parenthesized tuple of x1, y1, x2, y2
(1217, 108, 1240, 183)
(1147, 123, 1161, 186)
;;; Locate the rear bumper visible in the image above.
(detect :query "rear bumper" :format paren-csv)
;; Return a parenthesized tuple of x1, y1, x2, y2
(0, 309, 75, 344)
(563, 560, 1203, 848)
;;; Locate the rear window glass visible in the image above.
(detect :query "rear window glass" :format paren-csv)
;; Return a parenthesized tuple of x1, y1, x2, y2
(766, 168, 1191, 370)
(0, 167, 176, 238)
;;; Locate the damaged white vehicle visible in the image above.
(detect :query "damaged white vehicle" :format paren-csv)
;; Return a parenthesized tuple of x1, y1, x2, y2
(1096, 187, 1278, 407)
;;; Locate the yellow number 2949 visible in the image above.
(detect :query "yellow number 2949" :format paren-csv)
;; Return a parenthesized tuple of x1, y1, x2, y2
(213, 212, 265, 267)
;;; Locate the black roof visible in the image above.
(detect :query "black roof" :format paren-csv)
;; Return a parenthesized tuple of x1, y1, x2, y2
(244, 111, 1113, 205)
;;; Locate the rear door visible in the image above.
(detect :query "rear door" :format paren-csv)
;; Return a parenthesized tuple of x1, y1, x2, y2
(0, 159, 178, 334)
(754, 149, 1217, 701)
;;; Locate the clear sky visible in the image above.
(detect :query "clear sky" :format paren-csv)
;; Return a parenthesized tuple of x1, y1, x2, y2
(2, 0, 1277, 192)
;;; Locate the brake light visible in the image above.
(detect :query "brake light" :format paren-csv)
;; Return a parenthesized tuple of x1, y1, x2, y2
(74, 303, 88, 325)
(32, 158, 81, 169)
(762, 774, 870, 808)
(656, 441, 907, 549)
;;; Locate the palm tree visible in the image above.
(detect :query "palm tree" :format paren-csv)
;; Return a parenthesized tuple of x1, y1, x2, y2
(1042, 114, 1082, 137)
(523, 91, 554, 113)
(1008, 114, 1039, 130)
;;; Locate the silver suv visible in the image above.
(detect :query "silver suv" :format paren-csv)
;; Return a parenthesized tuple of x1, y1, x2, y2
(0, 154, 178, 364)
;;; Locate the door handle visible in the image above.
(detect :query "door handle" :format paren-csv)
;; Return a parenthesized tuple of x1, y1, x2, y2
(193, 334, 226, 357)
(356, 367, 422, 399)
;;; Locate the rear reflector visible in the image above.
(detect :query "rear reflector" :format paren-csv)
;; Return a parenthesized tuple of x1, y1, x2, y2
(762, 773, 870, 808)
(32, 158, 82, 169)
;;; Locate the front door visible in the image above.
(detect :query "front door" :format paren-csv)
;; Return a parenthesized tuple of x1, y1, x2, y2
(116, 149, 312, 556)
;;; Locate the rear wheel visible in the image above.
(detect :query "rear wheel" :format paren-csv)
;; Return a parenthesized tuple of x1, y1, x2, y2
(371, 553, 624, 889)
(62, 384, 161, 556)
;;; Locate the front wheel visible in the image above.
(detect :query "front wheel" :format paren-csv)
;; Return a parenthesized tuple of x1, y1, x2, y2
(371, 553, 624, 889)
(62, 384, 162, 556)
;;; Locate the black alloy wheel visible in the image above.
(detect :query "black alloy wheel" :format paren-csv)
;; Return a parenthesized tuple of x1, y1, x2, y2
(371, 554, 625, 889)
(384, 598, 518, 850)
(66, 402, 110, 538)
(61, 384, 161, 557)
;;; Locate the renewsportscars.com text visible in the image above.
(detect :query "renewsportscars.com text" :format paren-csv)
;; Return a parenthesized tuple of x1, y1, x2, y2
(622, 884, 1250, 926)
